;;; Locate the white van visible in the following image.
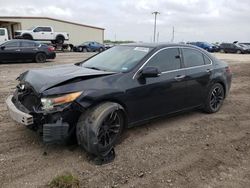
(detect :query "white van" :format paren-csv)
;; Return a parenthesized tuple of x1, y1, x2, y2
(0, 28, 8, 44)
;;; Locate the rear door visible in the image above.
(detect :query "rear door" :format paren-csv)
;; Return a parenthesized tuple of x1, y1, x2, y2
(181, 47, 213, 107)
(0, 41, 21, 61)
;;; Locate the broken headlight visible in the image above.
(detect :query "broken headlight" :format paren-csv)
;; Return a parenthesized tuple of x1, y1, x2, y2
(41, 91, 82, 110)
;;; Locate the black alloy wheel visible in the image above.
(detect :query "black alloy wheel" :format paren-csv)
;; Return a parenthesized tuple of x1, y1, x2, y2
(35, 53, 46, 63)
(97, 110, 122, 148)
(209, 85, 224, 112)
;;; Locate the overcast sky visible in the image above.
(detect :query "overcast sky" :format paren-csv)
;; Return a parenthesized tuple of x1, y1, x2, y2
(0, 0, 250, 43)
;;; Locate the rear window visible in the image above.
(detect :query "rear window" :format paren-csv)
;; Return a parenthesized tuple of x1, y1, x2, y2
(182, 48, 205, 67)
(0, 29, 5, 36)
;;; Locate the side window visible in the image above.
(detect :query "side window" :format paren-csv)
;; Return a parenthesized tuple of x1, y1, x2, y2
(145, 48, 181, 72)
(34, 27, 42, 32)
(5, 41, 20, 48)
(182, 48, 205, 67)
(203, 55, 211, 65)
(21, 41, 35, 47)
(0, 29, 5, 36)
(42, 27, 52, 32)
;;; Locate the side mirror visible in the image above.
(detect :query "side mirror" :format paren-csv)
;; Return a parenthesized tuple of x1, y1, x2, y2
(0, 46, 5, 50)
(139, 66, 160, 78)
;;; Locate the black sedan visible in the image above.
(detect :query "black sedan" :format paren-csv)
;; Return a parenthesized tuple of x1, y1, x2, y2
(6, 43, 232, 159)
(0, 40, 56, 63)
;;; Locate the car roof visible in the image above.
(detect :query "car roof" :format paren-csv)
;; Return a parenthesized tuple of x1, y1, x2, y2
(121, 42, 201, 49)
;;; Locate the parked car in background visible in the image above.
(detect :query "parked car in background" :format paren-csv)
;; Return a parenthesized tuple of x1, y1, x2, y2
(6, 43, 232, 158)
(0, 40, 56, 63)
(104, 43, 115, 49)
(187, 42, 219, 52)
(14, 26, 69, 44)
(220, 43, 250, 54)
(0, 28, 9, 44)
(73, 41, 105, 52)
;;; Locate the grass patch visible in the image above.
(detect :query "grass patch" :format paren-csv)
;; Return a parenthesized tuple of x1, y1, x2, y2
(48, 172, 80, 188)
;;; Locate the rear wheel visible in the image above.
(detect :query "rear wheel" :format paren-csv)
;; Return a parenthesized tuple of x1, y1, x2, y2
(35, 53, 46, 63)
(78, 47, 83, 52)
(204, 83, 225, 113)
(76, 102, 125, 156)
(99, 47, 104, 52)
(56, 36, 64, 44)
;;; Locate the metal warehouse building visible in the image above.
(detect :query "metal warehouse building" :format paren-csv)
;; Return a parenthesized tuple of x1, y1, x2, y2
(0, 16, 104, 45)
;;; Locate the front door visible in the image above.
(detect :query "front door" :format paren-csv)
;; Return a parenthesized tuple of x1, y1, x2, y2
(127, 48, 188, 123)
(0, 41, 21, 62)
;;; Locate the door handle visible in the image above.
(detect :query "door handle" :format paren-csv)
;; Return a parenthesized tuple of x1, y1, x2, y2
(206, 69, 212, 74)
(175, 75, 186, 81)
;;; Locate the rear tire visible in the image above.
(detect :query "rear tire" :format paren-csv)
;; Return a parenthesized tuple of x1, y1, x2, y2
(35, 53, 46, 63)
(76, 102, 125, 156)
(56, 36, 64, 44)
(99, 47, 104, 52)
(203, 83, 225, 113)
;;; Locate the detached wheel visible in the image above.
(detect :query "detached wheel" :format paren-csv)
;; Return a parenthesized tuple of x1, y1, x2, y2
(204, 83, 225, 113)
(35, 53, 46, 63)
(76, 102, 125, 156)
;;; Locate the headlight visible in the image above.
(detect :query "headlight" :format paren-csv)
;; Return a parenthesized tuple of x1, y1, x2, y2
(41, 91, 82, 110)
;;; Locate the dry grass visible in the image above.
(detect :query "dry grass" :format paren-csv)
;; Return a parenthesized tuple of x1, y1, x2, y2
(48, 172, 79, 188)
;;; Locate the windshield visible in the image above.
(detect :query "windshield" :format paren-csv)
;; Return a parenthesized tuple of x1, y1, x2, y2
(81, 45, 152, 72)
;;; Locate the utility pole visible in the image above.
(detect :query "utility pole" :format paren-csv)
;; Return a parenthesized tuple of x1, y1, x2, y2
(171, 26, 175, 42)
(157, 32, 159, 43)
(152, 11, 160, 43)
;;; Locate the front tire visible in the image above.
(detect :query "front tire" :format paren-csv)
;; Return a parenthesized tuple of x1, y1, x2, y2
(35, 53, 46, 63)
(236, 50, 242, 54)
(56, 36, 64, 44)
(204, 83, 225, 113)
(76, 102, 125, 156)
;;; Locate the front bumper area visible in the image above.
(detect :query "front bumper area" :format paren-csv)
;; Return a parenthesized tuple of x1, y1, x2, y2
(6, 95, 33, 125)
(6, 94, 76, 144)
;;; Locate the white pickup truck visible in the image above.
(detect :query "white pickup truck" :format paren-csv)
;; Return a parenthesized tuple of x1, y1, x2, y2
(0, 28, 8, 44)
(14, 26, 69, 44)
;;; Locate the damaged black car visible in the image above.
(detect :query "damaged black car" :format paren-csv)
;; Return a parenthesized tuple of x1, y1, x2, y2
(6, 43, 232, 158)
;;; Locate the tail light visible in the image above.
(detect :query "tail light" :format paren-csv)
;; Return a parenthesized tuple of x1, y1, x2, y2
(225, 66, 231, 74)
(48, 46, 55, 52)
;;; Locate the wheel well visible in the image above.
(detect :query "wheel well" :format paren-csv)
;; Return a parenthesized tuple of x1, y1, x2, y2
(215, 81, 226, 96)
(56, 35, 65, 40)
(89, 100, 128, 126)
(22, 33, 33, 39)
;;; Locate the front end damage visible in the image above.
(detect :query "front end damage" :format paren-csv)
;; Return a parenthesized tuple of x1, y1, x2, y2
(6, 83, 82, 144)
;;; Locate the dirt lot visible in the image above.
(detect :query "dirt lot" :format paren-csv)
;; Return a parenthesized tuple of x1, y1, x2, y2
(0, 52, 250, 188)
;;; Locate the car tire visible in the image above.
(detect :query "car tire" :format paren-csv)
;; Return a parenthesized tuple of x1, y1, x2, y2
(78, 47, 83, 52)
(99, 47, 104, 52)
(56, 36, 64, 44)
(236, 50, 242, 54)
(76, 102, 125, 156)
(220, 49, 225, 53)
(203, 83, 225, 113)
(35, 53, 46, 63)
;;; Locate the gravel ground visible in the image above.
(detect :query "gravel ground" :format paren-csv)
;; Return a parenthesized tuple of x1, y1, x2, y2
(0, 52, 249, 188)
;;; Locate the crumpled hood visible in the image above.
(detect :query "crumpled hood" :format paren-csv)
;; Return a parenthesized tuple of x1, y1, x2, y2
(19, 64, 115, 93)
